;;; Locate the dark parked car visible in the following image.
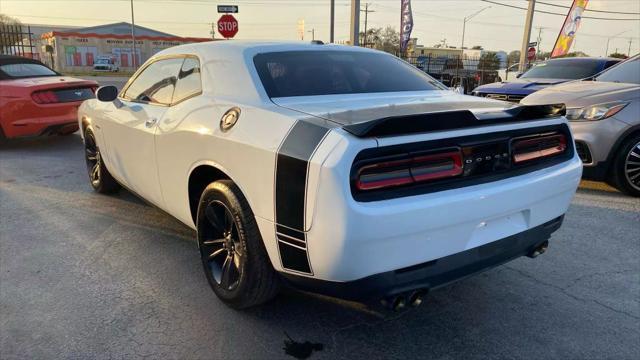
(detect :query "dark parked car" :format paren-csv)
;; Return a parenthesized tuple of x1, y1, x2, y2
(472, 57, 621, 103)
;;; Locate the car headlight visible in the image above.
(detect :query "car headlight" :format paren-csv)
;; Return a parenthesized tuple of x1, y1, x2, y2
(565, 101, 629, 121)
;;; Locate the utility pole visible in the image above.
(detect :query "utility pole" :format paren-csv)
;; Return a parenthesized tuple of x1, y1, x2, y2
(536, 26, 542, 57)
(330, 0, 335, 43)
(605, 30, 630, 57)
(461, 6, 490, 50)
(130, 0, 137, 69)
(629, 39, 633, 56)
(210, 23, 216, 39)
(361, 3, 375, 48)
(350, 0, 360, 46)
(308, 28, 315, 41)
(518, 0, 535, 73)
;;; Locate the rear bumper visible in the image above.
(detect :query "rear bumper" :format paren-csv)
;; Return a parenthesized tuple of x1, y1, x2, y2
(1, 101, 81, 138)
(303, 153, 581, 282)
(282, 215, 563, 301)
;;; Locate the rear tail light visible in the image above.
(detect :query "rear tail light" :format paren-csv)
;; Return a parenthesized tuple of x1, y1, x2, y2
(512, 133, 567, 164)
(31, 90, 59, 104)
(355, 149, 463, 191)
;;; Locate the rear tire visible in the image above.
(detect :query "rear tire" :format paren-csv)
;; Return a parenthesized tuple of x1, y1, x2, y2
(608, 134, 640, 197)
(84, 128, 120, 194)
(197, 180, 279, 309)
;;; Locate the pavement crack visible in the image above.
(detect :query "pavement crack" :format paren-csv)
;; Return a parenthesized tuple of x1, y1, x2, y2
(504, 265, 640, 320)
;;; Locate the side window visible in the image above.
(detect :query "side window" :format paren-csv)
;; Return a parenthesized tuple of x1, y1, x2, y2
(172, 57, 202, 104)
(123, 58, 183, 105)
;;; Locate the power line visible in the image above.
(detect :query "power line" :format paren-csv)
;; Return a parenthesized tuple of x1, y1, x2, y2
(536, 1, 640, 15)
(480, 0, 640, 21)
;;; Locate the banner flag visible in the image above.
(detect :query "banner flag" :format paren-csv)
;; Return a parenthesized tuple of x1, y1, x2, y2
(400, 0, 413, 53)
(551, 0, 589, 58)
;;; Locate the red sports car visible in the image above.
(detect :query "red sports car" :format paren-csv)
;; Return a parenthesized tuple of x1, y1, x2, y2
(0, 55, 98, 140)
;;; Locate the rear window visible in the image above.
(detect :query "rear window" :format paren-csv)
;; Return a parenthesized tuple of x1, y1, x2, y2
(0, 62, 57, 78)
(520, 59, 603, 80)
(253, 50, 445, 98)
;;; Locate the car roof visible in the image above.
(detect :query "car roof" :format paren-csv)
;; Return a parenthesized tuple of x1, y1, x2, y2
(0, 55, 46, 66)
(155, 40, 379, 60)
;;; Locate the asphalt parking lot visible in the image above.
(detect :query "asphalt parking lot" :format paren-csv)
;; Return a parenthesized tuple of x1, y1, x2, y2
(1, 76, 639, 359)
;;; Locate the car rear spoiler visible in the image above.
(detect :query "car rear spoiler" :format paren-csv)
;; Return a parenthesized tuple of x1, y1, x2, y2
(341, 104, 566, 138)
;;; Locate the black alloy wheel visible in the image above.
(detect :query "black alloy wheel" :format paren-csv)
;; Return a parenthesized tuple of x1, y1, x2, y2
(196, 180, 279, 308)
(200, 200, 245, 291)
(83, 128, 119, 193)
(84, 130, 101, 188)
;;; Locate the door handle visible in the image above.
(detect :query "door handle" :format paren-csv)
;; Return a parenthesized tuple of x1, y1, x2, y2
(145, 117, 158, 127)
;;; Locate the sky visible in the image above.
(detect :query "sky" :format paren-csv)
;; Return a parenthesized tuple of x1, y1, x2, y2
(2, 0, 639, 56)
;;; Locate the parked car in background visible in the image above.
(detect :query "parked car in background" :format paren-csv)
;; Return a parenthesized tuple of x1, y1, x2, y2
(0, 55, 97, 141)
(473, 57, 621, 103)
(93, 56, 119, 72)
(413, 56, 499, 94)
(79, 41, 581, 309)
(497, 62, 532, 82)
(522, 55, 640, 196)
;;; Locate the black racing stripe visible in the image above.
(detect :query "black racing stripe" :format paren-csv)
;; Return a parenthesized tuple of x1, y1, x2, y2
(275, 120, 330, 274)
(275, 121, 329, 232)
(276, 225, 305, 241)
(278, 242, 311, 274)
(277, 235, 307, 248)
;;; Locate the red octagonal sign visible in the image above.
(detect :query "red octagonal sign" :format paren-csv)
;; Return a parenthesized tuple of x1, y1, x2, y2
(218, 14, 238, 39)
(527, 46, 536, 61)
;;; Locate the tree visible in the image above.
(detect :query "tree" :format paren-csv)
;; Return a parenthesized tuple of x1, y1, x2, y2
(507, 50, 520, 65)
(359, 27, 381, 49)
(560, 51, 590, 58)
(536, 51, 551, 61)
(608, 52, 628, 59)
(359, 26, 401, 55)
(379, 26, 400, 54)
(479, 51, 500, 70)
(0, 14, 23, 49)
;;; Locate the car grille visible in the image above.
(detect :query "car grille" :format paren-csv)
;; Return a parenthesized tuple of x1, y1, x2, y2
(479, 93, 526, 103)
(574, 141, 592, 163)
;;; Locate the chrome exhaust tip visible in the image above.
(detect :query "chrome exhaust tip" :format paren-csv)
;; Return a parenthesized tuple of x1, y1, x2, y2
(408, 290, 426, 307)
(527, 241, 549, 258)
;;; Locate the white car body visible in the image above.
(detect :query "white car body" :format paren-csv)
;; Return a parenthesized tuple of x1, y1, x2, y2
(78, 41, 582, 303)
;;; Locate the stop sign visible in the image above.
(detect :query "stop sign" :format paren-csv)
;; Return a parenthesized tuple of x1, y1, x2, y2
(218, 14, 238, 38)
(527, 46, 536, 61)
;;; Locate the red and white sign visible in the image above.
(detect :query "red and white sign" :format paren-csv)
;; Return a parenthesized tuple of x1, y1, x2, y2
(218, 14, 238, 39)
(527, 46, 536, 61)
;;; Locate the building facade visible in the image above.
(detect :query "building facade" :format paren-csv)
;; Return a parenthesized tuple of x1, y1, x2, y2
(40, 22, 211, 73)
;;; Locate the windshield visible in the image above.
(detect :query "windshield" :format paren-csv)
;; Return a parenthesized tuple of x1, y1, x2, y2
(0, 62, 57, 78)
(95, 59, 110, 64)
(595, 57, 640, 84)
(520, 59, 602, 80)
(254, 50, 446, 98)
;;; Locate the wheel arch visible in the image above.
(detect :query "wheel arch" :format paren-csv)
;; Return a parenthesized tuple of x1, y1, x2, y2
(605, 124, 640, 176)
(81, 116, 91, 137)
(187, 163, 255, 227)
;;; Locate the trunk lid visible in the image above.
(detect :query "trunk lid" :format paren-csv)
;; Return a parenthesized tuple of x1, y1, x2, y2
(272, 90, 564, 137)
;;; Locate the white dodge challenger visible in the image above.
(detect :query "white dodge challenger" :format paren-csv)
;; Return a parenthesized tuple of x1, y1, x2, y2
(78, 41, 582, 309)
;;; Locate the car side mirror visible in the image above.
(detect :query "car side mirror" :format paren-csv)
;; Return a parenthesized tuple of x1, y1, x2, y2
(516, 73, 523, 78)
(96, 85, 118, 102)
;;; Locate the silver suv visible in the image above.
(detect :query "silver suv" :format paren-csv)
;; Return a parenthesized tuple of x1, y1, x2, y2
(522, 55, 640, 197)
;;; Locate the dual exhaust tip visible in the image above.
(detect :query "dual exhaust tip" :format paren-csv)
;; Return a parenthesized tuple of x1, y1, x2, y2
(380, 242, 550, 311)
(381, 290, 427, 311)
